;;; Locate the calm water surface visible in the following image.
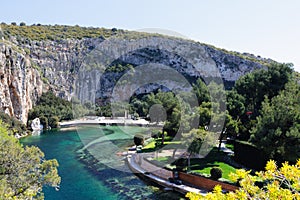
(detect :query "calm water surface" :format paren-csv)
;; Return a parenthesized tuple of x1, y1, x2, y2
(21, 126, 183, 200)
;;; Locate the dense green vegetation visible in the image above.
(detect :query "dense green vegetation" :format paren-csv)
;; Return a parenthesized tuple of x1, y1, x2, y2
(0, 23, 116, 41)
(27, 91, 98, 129)
(227, 63, 300, 165)
(0, 112, 27, 136)
(0, 120, 60, 199)
(135, 63, 299, 176)
(0, 23, 274, 67)
(250, 80, 300, 163)
(28, 91, 73, 128)
(130, 91, 186, 136)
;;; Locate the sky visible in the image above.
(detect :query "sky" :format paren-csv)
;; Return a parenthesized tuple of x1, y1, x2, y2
(1, 0, 300, 72)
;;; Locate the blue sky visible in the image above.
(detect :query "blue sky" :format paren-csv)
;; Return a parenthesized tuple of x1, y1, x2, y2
(1, 0, 300, 72)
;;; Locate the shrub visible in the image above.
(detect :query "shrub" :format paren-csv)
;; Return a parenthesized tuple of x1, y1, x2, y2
(49, 116, 59, 128)
(210, 167, 222, 180)
(0, 112, 27, 136)
(133, 134, 144, 146)
(39, 116, 48, 130)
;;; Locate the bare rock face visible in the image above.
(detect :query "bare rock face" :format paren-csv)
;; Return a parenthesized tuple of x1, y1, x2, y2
(0, 34, 270, 123)
(0, 44, 44, 123)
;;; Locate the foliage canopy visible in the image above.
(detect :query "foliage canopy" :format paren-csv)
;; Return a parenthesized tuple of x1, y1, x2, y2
(0, 121, 60, 199)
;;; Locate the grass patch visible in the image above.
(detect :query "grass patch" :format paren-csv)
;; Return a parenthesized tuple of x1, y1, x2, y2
(141, 136, 181, 153)
(172, 148, 239, 181)
(143, 142, 239, 182)
(193, 161, 236, 180)
(153, 156, 171, 162)
(143, 140, 156, 149)
(225, 143, 234, 151)
(164, 141, 181, 145)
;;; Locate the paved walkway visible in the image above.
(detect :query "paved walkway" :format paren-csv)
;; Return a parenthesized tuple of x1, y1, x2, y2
(59, 117, 150, 127)
(127, 154, 207, 196)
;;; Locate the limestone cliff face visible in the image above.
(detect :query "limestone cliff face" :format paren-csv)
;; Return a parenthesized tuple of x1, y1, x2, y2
(0, 34, 271, 123)
(0, 43, 43, 123)
(75, 37, 268, 103)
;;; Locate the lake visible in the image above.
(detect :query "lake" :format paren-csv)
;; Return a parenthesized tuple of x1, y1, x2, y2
(21, 125, 183, 200)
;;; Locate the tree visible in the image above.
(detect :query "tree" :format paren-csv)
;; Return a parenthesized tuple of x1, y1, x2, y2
(48, 116, 59, 128)
(39, 116, 48, 130)
(0, 112, 27, 136)
(250, 80, 300, 163)
(217, 112, 239, 151)
(234, 63, 293, 117)
(28, 91, 76, 125)
(233, 63, 293, 140)
(182, 129, 214, 171)
(0, 121, 60, 199)
(192, 79, 210, 104)
(197, 102, 212, 127)
(226, 90, 245, 120)
(186, 160, 300, 200)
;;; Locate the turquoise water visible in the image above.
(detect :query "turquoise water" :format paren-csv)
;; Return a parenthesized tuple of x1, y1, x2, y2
(21, 126, 183, 200)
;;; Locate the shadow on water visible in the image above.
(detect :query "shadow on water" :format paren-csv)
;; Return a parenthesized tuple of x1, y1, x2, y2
(78, 140, 185, 200)
(21, 126, 185, 200)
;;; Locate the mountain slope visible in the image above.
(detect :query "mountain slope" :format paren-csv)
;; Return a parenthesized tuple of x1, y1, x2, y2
(0, 24, 275, 123)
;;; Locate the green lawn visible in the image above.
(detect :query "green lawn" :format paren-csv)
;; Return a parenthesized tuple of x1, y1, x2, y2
(142, 137, 181, 152)
(193, 161, 236, 180)
(143, 140, 156, 149)
(186, 148, 238, 181)
(142, 139, 239, 181)
(154, 156, 172, 162)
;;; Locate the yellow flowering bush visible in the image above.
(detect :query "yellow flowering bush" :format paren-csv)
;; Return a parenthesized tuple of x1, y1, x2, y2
(186, 160, 300, 200)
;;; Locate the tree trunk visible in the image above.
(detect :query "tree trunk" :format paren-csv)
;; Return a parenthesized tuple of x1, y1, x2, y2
(172, 148, 178, 158)
(218, 127, 226, 152)
(187, 154, 191, 172)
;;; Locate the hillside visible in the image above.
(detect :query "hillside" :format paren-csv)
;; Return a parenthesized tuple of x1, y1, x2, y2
(0, 23, 276, 123)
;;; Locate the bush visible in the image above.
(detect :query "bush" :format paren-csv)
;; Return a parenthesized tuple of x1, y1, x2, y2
(0, 112, 27, 136)
(39, 116, 48, 130)
(49, 116, 59, 128)
(210, 167, 222, 180)
(133, 134, 144, 146)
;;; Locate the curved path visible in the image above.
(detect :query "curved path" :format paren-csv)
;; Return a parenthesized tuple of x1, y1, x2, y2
(127, 153, 207, 196)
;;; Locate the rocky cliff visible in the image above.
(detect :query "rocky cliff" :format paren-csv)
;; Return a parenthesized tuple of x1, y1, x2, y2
(0, 43, 43, 123)
(0, 24, 274, 123)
